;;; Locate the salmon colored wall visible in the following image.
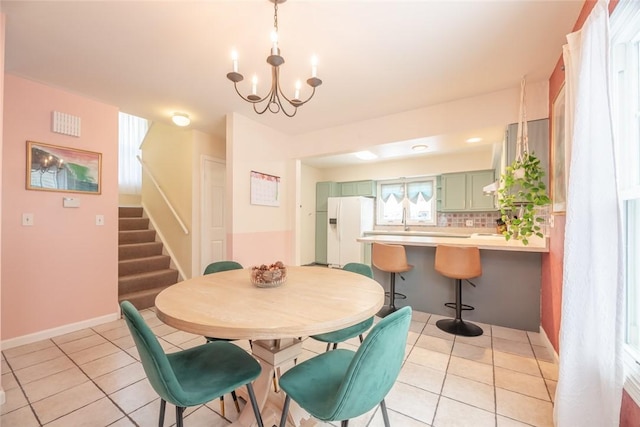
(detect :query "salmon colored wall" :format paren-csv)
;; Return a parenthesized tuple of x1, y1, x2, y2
(1, 75, 119, 340)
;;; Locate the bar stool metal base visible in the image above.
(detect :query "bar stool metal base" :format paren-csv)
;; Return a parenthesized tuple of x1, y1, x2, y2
(376, 305, 397, 318)
(436, 318, 483, 337)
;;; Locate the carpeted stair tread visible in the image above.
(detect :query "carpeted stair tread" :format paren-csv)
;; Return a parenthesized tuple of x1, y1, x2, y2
(119, 286, 172, 310)
(119, 229, 156, 244)
(119, 255, 171, 277)
(119, 242, 164, 260)
(118, 269, 179, 295)
(119, 207, 143, 218)
(119, 217, 150, 231)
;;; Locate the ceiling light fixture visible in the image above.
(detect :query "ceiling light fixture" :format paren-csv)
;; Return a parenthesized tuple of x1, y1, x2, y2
(411, 144, 428, 152)
(466, 137, 482, 143)
(172, 113, 190, 127)
(354, 151, 378, 160)
(226, 0, 322, 117)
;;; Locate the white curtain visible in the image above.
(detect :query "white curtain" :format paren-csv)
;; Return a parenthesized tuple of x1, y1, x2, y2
(554, 1, 624, 426)
(118, 112, 149, 194)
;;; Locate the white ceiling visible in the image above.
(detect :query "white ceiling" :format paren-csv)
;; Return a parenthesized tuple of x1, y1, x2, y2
(1, 0, 583, 167)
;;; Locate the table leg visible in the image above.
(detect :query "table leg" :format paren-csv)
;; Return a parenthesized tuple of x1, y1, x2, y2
(231, 338, 305, 427)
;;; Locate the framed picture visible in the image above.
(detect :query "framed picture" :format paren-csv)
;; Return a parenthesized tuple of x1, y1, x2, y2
(551, 85, 566, 213)
(26, 141, 102, 194)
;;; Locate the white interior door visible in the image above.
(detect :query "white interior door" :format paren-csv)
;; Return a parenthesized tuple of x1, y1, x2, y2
(201, 158, 226, 274)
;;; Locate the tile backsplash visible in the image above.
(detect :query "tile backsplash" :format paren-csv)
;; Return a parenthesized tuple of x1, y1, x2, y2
(437, 211, 502, 228)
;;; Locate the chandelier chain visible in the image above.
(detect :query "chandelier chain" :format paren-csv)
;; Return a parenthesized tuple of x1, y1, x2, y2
(273, 2, 279, 33)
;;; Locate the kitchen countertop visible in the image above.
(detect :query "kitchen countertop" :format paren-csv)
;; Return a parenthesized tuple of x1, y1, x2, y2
(358, 232, 548, 253)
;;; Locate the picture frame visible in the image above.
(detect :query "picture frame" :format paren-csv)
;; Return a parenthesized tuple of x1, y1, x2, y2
(551, 85, 566, 213)
(26, 141, 102, 195)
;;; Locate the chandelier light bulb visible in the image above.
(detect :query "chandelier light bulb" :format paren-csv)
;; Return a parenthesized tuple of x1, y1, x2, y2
(311, 55, 318, 78)
(252, 75, 258, 95)
(294, 80, 301, 100)
(231, 50, 238, 73)
(270, 30, 279, 55)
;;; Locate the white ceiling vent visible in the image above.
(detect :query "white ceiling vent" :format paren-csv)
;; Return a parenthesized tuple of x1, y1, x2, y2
(52, 111, 81, 137)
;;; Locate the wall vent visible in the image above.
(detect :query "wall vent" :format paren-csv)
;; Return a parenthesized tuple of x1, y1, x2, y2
(52, 111, 81, 137)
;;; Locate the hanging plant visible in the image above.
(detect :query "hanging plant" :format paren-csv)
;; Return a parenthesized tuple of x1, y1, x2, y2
(497, 152, 550, 245)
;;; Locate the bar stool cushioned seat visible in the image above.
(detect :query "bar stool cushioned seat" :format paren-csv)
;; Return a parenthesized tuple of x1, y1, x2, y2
(310, 263, 375, 351)
(372, 243, 413, 318)
(434, 245, 483, 337)
(278, 306, 412, 427)
(120, 301, 264, 427)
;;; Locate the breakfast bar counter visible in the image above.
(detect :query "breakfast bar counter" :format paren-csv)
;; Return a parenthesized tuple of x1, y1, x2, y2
(357, 232, 547, 331)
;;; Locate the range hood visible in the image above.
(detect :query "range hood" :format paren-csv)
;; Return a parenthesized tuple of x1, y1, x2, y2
(483, 181, 499, 195)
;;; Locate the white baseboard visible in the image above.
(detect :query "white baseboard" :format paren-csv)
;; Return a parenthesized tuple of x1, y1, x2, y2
(1, 311, 120, 351)
(539, 325, 560, 363)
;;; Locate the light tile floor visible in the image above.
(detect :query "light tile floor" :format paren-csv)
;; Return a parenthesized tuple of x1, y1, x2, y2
(0, 310, 558, 427)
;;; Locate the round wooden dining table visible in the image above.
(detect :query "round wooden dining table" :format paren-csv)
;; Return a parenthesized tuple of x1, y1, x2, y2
(155, 265, 384, 427)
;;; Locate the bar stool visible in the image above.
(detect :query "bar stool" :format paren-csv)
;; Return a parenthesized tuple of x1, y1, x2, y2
(372, 242, 413, 318)
(434, 245, 483, 337)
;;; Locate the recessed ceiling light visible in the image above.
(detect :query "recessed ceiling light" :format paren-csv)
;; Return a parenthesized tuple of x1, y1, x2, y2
(172, 112, 190, 127)
(354, 151, 377, 160)
(411, 144, 428, 152)
(466, 137, 482, 143)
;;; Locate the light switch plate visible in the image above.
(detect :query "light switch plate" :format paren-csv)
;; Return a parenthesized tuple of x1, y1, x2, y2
(96, 215, 104, 226)
(465, 219, 474, 227)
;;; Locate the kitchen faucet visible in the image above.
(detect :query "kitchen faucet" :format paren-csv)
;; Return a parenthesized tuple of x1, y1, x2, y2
(402, 207, 409, 231)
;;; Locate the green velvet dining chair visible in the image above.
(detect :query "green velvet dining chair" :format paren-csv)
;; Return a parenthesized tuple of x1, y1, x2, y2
(310, 263, 375, 351)
(120, 301, 264, 427)
(202, 260, 246, 416)
(278, 306, 412, 427)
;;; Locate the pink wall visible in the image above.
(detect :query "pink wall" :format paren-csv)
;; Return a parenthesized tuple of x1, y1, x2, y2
(1, 75, 119, 340)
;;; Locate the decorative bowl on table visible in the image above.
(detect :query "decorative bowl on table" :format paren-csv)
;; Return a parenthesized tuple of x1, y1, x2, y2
(250, 261, 287, 288)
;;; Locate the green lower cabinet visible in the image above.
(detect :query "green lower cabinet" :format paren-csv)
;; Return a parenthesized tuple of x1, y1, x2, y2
(315, 212, 328, 265)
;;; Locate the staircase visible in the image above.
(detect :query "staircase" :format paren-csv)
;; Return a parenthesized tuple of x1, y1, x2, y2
(118, 207, 179, 309)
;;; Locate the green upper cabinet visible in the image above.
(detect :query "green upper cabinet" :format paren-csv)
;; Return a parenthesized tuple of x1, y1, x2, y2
(505, 118, 550, 190)
(340, 180, 376, 197)
(441, 170, 496, 212)
(316, 181, 340, 212)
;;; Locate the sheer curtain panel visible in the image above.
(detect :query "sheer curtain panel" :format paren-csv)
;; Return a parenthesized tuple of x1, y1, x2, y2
(554, 1, 624, 425)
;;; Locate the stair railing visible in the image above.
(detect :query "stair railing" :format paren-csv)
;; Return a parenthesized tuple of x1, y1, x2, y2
(137, 155, 189, 235)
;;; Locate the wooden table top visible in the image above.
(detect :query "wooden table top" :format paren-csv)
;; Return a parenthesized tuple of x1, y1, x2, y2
(155, 266, 385, 340)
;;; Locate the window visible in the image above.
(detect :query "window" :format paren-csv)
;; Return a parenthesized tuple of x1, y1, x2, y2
(377, 178, 437, 226)
(118, 112, 149, 194)
(611, 0, 640, 399)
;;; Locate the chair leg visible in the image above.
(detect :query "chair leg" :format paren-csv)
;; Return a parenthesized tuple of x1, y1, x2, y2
(175, 406, 185, 427)
(219, 395, 225, 417)
(358, 334, 364, 343)
(380, 399, 391, 427)
(273, 370, 280, 392)
(231, 390, 241, 412)
(246, 383, 265, 427)
(158, 399, 166, 427)
(325, 343, 331, 352)
(332, 342, 338, 350)
(341, 420, 349, 427)
(279, 394, 291, 427)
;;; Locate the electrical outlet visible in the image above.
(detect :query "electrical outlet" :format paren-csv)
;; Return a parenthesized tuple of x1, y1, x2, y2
(465, 219, 474, 227)
(549, 215, 555, 228)
(22, 213, 34, 226)
(96, 215, 105, 226)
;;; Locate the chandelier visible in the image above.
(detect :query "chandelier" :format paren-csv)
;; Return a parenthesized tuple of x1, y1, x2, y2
(226, 0, 322, 117)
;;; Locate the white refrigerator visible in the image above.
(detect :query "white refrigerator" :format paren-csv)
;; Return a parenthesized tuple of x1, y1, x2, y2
(327, 196, 374, 268)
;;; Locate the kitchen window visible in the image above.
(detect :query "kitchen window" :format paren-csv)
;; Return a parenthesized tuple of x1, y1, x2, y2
(611, 0, 640, 401)
(376, 178, 437, 226)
